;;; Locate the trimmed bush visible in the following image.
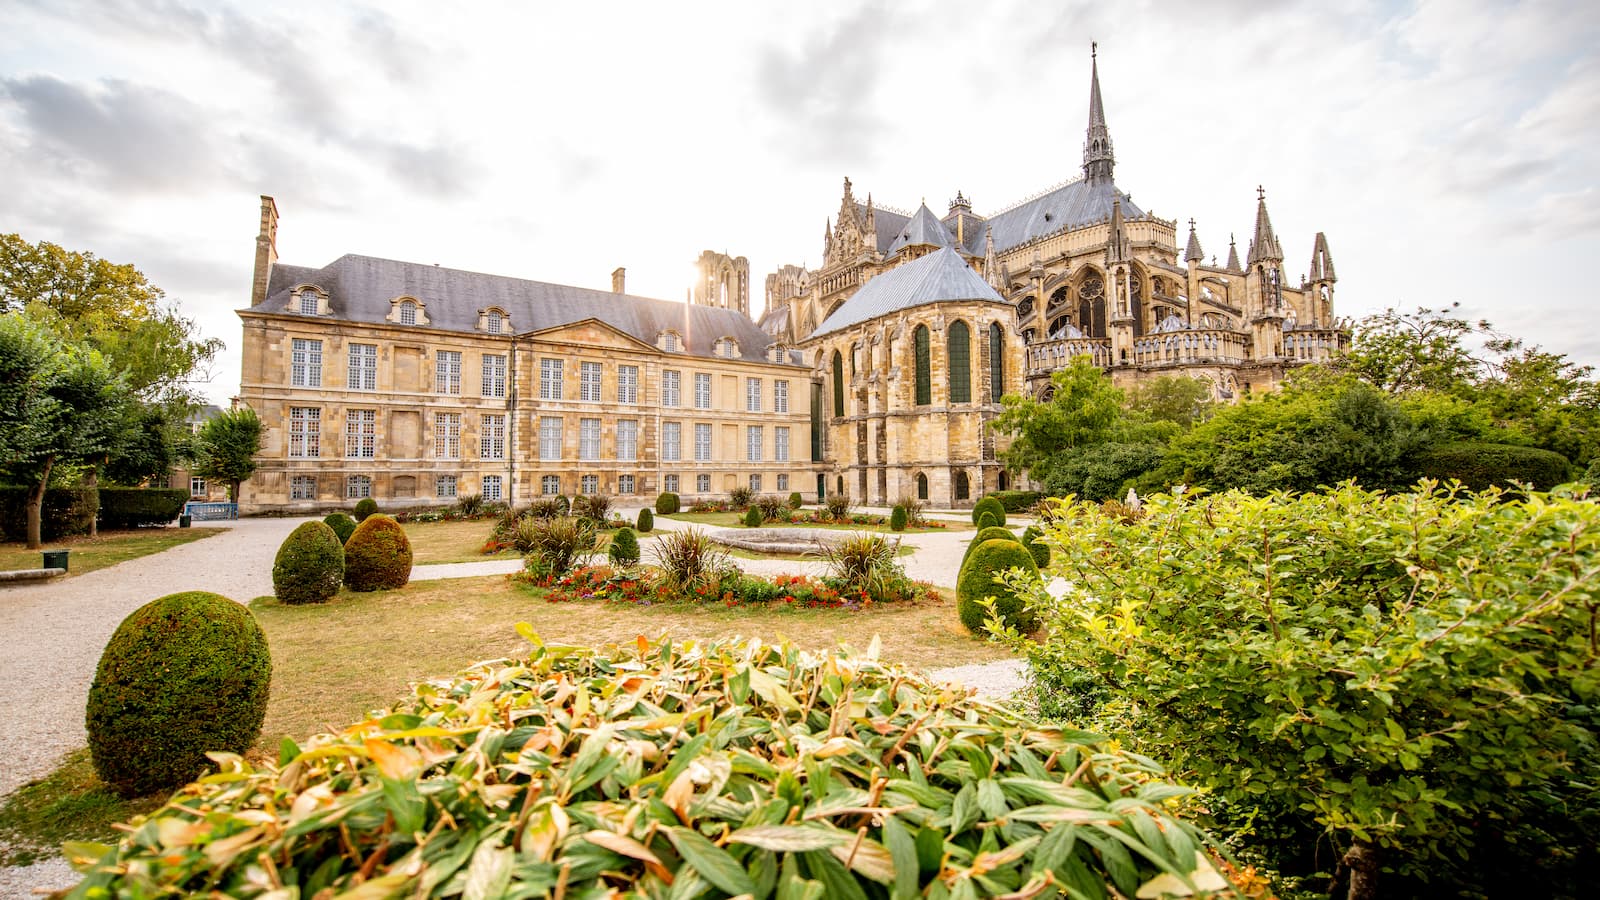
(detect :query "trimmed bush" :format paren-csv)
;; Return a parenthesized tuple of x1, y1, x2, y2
(957, 538, 1040, 633)
(608, 527, 640, 566)
(636, 507, 654, 532)
(962, 525, 1021, 568)
(976, 511, 998, 529)
(322, 512, 357, 544)
(353, 497, 378, 522)
(787, 491, 803, 510)
(98, 487, 188, 528)
(342, 514, 413, 591)
(742, 506, 762, 527)
(67, 637, 1227, 898)
(654, 491, 680, 515)
(0, 485, 97, 542)
(1415, 441, 1572, 491)
(271, 521, 345, 605)
(987, 490, 1044, 513)
(85, 591, 271, 798)
(971, 495, 1006, 527)
(889, 504, 908, 531)
(1020, 525, 1050, 568)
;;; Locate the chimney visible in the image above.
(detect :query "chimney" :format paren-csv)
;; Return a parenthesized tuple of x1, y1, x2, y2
(251, 196, 279, 307)
(611, 267, 626, 294)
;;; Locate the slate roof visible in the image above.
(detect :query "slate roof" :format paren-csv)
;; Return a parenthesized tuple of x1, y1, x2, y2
(886, 203, 956, 254)
(254, 254, 792, 365)
(809, 248, 1005, 339)
(972, 178, 1143, 256)
(857, 204, 910, 255)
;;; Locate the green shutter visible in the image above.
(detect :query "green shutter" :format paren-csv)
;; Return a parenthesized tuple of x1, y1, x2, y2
(914, 326, 931, 406)
(832, 351, 845, 417)
(989, 322, 1004, 403)
(948, 321, 970, 403)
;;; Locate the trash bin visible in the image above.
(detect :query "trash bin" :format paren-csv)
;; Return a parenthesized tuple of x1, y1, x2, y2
(42, 549, 69, 572)
(179, 514, 192, 528)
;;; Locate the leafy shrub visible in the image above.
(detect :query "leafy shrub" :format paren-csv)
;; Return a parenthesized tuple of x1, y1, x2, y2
(742, 506, 762, 527)
(1020, 525, 1050, 569)
(971, 495, 1006, 527)
(68, 636, 1232, 899)
(1014, 484, 1600, 896)
(455, 493, 484, 518)
(1415, 440, 1572, 491)
(488, 506, 521, 546)
(85, 591, 270, 798)
(649, 528, 729, 594)
(352, 497, 378, 522)
(824, 493, 850, 521)
(0, 485, 96, 541)
(654, 491, 680, 514)
(889, 505, 908, 531)
(636, 507, 653, 532)
(522, 516, 596, 579)
(728, 485, 753, 509)
(525, 497, 565, 519)
(271, 521, 344, 605)
(819, 532, 906, 602)
(321, 512, 356, 543)
(755, 494, 786, 522)
(976, 511, 997, 529)
(962, 525, 1021, 568)
(342, 515, 413, 591)
(957, 538, 1039, 633)
(986, 490, 1043, 513)
(97, 487, 187, 528)
(892, 494, 927, 528)
(787, 491, 803, 509)
(1584, 457, 1600, 487)
(572, 493, 612, 523)
(510, 515, 542, 555)
(607, 527, 640, 566)
(1098, 498, 1144, 523)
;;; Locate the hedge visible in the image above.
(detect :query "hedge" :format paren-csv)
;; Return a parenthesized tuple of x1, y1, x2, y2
(342, 515, 413, 591)
(1415, 441, 1572, 491)
(655, 492, 680, 514)
(971, 495, 1006, 527)
(957, 538, 1040, 633)
(0, 486, 97, 542)
(986, 490, 1043, 513)
(98, 487, 188, 528)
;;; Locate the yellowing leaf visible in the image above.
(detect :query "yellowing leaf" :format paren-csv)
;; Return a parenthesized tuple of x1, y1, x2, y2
(364, 739, 423, 780)
(748, 668, 801, 712)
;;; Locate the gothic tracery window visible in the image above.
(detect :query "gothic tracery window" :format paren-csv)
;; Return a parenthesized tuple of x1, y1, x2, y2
(948, 320, 971, 403)
(1078, 273, 1106, 338)
(913, 325, 931, 406)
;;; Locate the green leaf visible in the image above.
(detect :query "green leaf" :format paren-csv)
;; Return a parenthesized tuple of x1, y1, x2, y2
(668, 826, 757, 897)
(883, 816, 921, 900)
(728, 824, 851, 853)
(461, 839, 512, 900)
(950, 782, 979, 837)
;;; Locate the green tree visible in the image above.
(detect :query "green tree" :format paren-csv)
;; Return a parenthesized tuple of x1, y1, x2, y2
(191, 408, 262, 502)
(1336, 303, 1490, 395)
(0, 314, 127, 547)
(1123, 375, 1214, 428)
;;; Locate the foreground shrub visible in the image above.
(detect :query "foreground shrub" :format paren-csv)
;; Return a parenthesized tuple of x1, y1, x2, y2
(85, 591, 270, 798)
(824, 493, 850, 521)
(341, 514, 413, 591)
(525, 496, 566, 519)
(819, 532, 905, 602)
(352, 497, 378, 521)
(649, 527, 729, 594)
(987, 489, 1043, 513)
(635, 507, 653, 532)
(654, 491, 680, 514)
(1414, 440, 1572, 491)
(321, 512, 356, 544)
(889, 504, 908, 531)
(893, 493, 927, 527)
(971, 495, 1006, 527)
(69, 636, 1232, 898)
(1013, 483, 1600, 897)
(97, 487, 187, 528)
(608, 526, 640, 566)
(742, 506, 762, 527)
(522, 515, 597, 579)
(271, 521, 344, 604)
(787, 490, 803, 509)
(571, 492, 612, 523)
(962, 525, 1020, 568)
(454, 493, 484, 517)
(728, 485, 753, 509)
(754, 494, 786, 522)
(957, 538, 1040, 634)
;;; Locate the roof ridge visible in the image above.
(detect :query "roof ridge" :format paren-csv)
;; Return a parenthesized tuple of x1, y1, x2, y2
(987, 177, 1086, 218)
(858, 200, 913, 217)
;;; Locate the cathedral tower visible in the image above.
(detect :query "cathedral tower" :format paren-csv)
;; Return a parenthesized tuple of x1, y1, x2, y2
(1082, 44, 1115, 185)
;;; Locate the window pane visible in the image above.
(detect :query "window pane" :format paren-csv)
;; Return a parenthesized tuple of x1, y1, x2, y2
(619, 365, 638, 404)
(617, 420, 638, 461)
(482, 354, 506, 398)
(914, 326, 931, 405)
(435, 351, 461, 395)
(663, 370, 680, 407)
(540, 416, 563, 460)
(948, 320, 971, 403)
(292, 338, 322, 387)
(348, 343, 377, 391)
(580, 362, 602, 402)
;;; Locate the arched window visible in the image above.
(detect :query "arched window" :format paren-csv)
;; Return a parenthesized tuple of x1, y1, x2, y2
(298, 289, 319, 315)
(997, 471, 1009, 491)
(989, 322, 1004, 403)
(832, 350, 845, 417)
(1078, 273, 1106, 338)
(486, 309, 505, 334)
(954, 471, 970, 501)
(916, 473, 928, 500)
(913, 325, 931, 405)
(399, 300, 417, 325)
(836, 475, 845, 496)
(948, 320, 971, 403)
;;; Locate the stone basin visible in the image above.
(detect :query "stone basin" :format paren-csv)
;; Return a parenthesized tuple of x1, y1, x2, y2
(707, 527, 856, 556)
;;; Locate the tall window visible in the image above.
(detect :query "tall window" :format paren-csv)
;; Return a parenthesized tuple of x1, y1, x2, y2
(777, 474, 788, 491)
(345, 409, 376, 458)
(399, 300, 417, 325)
(348, 343, 377, 391)
(435, 350, 461, 395)
(696, 474, 711, 493)
(436, 474, 457, 499)
(749, 474, 762, 493)
(948, 320, 971, 403)
(298, 290, 319, 315)
(291, 338, 322, 387)
(989, 322, 1005, 403)
(541, 475, 560, 495)
(481, 475, 503, 501)
(746, 426, 762, 462)
(539, 416, 562, 460)
(189, 476, 207, 498)
(662, 422, 681, 461)
(540, 359, 563, 399)
(486, 309, 504, 334)
(746, 377, 762, 412)
(694, 423, 712, 461)
(916, 473, 928, 500)
(616, 420, 638, 461)
(954, 471, 970, 501)
(580, 361, 602, 402)
(289, 407, 320, 457)
(618, 474, 635, 495)
(291, 475, 316, 500)
(775, 427, 790, 462)
(435, 412, 461, 459)
(481, 413, 505, 459)
(579, 418, 601, 460)
(832, 350, 844, 416)
(618, 365, 638, 404)
(482, 354, 506, 398)
(913, 326, 931, 405)
(774, 380, 789, 413)
(662, 370, 681, 406)
(664, 474, 679, 493)
(694, 373, 711, 409)
(346, 474, 371, 499)
(580, 474, 598, 495)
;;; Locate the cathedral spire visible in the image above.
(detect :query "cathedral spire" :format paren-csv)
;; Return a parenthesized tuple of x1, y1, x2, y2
(1082, 43, 1115, 185)
(1225, 233, 1241, 272)
(983, 228, 1001, 289)
(1245, 185, 1283, 266)
(1308, 231, 1336, 283)
(1184, 218, 1204, 263)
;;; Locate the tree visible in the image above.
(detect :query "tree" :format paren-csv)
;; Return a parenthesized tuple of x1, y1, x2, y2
(1336, 303, 1490, 395)
(0, 314, 126, 547)
(191, 408, 262, 502)
(1123, 375, 1215, 428)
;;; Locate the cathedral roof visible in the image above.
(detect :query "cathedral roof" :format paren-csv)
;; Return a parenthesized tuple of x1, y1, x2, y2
(810, 247, 1004, 339)
(886, 203, 957, 254)
(973, 178, 1143, 256)
(256, 254, 788, 364)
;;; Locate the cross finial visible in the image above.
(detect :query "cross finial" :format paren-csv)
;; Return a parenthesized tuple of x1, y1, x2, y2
(1256, 185, 1266, 201)
(1091, 41, 1097, 59)
(1188, 217, 1195, 228)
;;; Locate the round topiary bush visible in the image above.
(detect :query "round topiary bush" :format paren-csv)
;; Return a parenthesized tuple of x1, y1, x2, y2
(1019, 525, 1052, 568)
(655, 491, 680, 515)
(608, 527, 640, 566)
(957, 538, 1040, 634)
(1415, 441, 1573, 491)
(889, 504, 908, 532)
(272, 521, 345, 605)
(343, 514, 413, 591)
(86, 591, 271, 798)
(636, 507, 654, 532)
(742, 506, 762, 527)
(787, 491, 803, 510)
(323, 512, 357, 544)
(962, 525, 1021, 568)
(971, 495, 1006, 527)
(976, 511, 998, 530)
(353, 497, 379, 522)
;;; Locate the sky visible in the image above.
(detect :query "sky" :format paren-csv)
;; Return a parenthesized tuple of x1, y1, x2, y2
(2, 0, 1597, 406)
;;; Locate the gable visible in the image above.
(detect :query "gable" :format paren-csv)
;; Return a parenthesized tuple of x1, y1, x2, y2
(523, 317, 660, 353)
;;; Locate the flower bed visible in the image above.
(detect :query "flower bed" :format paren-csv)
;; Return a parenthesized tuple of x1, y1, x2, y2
(532, 565, 937, 609)
(681, 502, 946, 528)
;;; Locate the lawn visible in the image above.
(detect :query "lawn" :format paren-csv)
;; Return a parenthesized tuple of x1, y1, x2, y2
(666, 510, 972, 532)
(401, 518, 506, 564)
(0, 527, 223, 577)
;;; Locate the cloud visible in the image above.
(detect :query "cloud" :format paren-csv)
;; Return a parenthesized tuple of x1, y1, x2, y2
(755, 2, 894, 166)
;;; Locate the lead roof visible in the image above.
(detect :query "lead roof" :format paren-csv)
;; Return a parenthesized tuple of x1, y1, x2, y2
(810, 247, 1005, 339)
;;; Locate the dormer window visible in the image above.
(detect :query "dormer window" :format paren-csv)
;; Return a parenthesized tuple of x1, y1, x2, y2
(388, 296, 429, 326)
(769, 344, 788, 364)
(298, 291, 318, 315)
(399, 300, 417, 325)
(487, 310, 504, 334)
(291, 285, 328, 316)
(715, 337, 739, 359)
(658, 331, 682, 352)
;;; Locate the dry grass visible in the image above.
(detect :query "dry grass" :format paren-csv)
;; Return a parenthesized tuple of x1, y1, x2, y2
(0, 527, 223, 577)
(402, 519, 508, 564)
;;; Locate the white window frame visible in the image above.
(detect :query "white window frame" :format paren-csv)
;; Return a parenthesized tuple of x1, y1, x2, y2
(541, 475, 560, 495)
(664, 474, 679, 493)
(539, 416, 562, 461)
(618, 474, 635, 495)
(291, 338, 322, 387)
(746, 425, 763, 462)
(435, 412, 461, 459)
(346, 408, 376, 459)
(662, 370, 681, 407)
(662, 421, 681, 462)
(346, 474, 372, 500)
(749, 474, 762, 493)
(299, 291, 319, 315)
(777, 473, 789, 492)
(696, 473, 710, 493)
(540, 358, 564, 399)
(746, 377, 762, 413)
(580, 474, 598, 495)
(775, 426, 790, 462)
(399, 300, 417, 325)
(694, 373, 711, 409)
(481, 353, 507, 398)
(618, 365, 638, 404)
(486, 309, 505, 334)
(189, 476, 207, 498)
(481, 413, 506, 460)
(482, 474, 503, 501)
(579, 418, 601, 461)
(435, 350, 461, 395)
(616, 420, 638, 461)
(436, 474, 458, 499)
(694, 423, 712, 461)
(775, 379, 789, 413)
(291, 474, 316, 500)
(348, 343, 377, 391)
(289, 406, 320, 458)
(579, 361, 602, 402)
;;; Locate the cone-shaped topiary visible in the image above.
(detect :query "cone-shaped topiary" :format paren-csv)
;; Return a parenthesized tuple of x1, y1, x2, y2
(889, 505, 908, 532)
(636, 508, 654, 532)
(962, 525, 1021, 568)
(323, 512, 356, 544)
(343, 514, 413, 591)
(655, 492, 680, 515)
(976, 511, 998, 530)
(608, 527, 641, 566)
(957, 539, 1040, 634)
(86, 591, 271, 798)
(272, 521, 345, 605)
(353, 497, 379, 522)
(787, 491, 803, 510)
(743, 506, 762, 527)
(1019, 524, 1052, 567)
(971, 496, 1006, 527)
